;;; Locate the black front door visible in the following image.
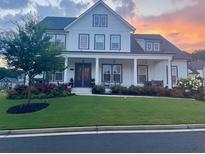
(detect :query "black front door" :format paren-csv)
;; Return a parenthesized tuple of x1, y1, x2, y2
(75, 63, 92, 87)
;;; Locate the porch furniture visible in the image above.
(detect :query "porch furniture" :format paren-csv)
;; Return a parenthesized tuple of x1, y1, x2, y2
(144, 80, 163, 87)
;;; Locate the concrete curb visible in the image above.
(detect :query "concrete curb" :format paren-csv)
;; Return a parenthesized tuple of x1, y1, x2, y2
(1, 124, 205, 136)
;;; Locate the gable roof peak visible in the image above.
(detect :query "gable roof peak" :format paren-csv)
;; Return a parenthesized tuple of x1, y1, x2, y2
(64, 0, 135, 31)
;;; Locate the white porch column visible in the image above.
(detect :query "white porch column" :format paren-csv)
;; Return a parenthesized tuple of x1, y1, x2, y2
(167, 59, 172, 89)
(95, 57, 99, 85)
(64, 57, 69, 83)
(134, 59, 138, 86)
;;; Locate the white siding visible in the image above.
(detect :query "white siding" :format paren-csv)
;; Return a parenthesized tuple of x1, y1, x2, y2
(66, 3, 132, 52)
(172, 60, 188, 79)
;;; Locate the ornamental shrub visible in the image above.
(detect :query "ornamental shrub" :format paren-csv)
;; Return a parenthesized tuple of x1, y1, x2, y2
(7, 83, 72, 99)
(177, 77, 203, 91)
(92, 85, 105, 94)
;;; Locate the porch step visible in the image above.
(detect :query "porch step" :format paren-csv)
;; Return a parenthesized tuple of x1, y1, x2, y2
(72, 88, 92, 95)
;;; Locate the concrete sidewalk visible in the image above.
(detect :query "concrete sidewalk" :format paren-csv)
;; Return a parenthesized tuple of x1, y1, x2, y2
(1, 124, 205, 136)
(77, 94, 195, 100)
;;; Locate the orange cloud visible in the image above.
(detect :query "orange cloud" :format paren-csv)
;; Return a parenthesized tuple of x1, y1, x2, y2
(127, 0, 205, 53)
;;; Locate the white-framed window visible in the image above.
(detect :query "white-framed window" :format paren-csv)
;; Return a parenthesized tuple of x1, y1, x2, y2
(102, 64, 122, 83)
(110, 35, 121, 50)
(138, 65, 148, 84)
(47, 34, 66, 49)
(113, 65, 122, 83)
(153, 42, 160, 51)
(54, 72, 64, 82)
(103, 65, 112, 83)
(93, 14, 108, 27)
(172, 66, 178, 86)
(79, 34, 89, 49)
(47, 71, 64, 82)
(95, 34, 105, 50)
(146, 42, 153, 51)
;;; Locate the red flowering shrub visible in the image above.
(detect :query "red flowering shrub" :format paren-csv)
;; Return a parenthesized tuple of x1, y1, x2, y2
(7, 83, 72, 99)
(169, 88, 184, 98)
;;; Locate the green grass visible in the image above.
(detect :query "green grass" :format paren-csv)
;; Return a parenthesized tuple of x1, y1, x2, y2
(0, 95, 205, 130)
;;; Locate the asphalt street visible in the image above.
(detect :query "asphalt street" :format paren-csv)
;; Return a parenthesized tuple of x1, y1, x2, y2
(1, 131, 205, 152)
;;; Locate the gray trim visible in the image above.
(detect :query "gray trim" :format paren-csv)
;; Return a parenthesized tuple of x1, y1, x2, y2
(94, 34, 105, 50)
(78, 34, 90, 50)
(110, 34, 121, 50)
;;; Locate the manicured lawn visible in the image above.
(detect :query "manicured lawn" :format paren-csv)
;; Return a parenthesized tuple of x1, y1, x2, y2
(0, 95, 205, 130)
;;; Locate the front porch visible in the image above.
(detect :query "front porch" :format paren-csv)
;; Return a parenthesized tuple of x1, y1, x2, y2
(63, 53, 173, 89)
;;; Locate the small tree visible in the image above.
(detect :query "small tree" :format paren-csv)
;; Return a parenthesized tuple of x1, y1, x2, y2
(0, 14, 64, 104)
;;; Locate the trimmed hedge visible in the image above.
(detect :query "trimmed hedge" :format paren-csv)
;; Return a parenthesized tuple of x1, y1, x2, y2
(91, 85, 204, 100)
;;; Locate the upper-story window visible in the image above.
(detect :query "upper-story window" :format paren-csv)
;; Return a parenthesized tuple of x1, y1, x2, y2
(47, 34, 66, 49)
(146, 41, 160, 52)
(153, 42, 160, 51)
(79, 34, 89, 49)
(93, 14, 108, 27)
(146, 42, 153, 51)
(94, 34, 105, 50)
(110, 35, 121, 50)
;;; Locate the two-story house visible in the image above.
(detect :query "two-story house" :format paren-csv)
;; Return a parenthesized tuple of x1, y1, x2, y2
(40, 0, 189, 91)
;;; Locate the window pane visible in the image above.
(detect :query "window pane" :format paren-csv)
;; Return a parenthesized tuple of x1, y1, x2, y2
(172, 66, 178, 86)
(95, 35, 105, 50)
(103, 65, 111, 74)
(146, 42, 153, 51)
(47, 34, 55, 42)
(93, 14, 107, 27)
(111, 35, 120, 50)
(55, 72, 63, 82)
(103, 65, 111, 82)
(138, 66, 148, 83)
(138, 75, 147, 83)
(56, 35, 66, 48)
(79, 34, 89, 49)
(153, 43, 160, 51)
(104, 74, 111, 82)
(114, 74, 121, 83)
(113, 65, 121, 74)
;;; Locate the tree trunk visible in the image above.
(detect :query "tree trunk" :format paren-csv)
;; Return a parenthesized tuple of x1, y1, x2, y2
(27, 75, 32, 104)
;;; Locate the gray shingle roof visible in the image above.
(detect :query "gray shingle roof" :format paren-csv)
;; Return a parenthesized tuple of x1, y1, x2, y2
(40, 17, 77, 30)
(131, 34, 191, 60)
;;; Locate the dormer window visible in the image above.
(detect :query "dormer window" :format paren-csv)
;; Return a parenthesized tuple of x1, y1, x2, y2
(145, 41, 160, 52)
(153, 43, 160, 51)
(146, 42, 153, 51)
(93, 14, 108, 27)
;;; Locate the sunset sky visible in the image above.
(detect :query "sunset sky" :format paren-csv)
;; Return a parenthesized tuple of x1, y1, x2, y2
(0, 0, 205, 53)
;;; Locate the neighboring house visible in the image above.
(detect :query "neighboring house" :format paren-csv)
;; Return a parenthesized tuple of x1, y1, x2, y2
(188, 60, 205, 79)
(40, 0, 189, 89)
(0, 77, 18, 90)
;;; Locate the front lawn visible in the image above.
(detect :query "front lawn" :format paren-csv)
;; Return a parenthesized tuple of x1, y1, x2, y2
(0, 95, 205, 130)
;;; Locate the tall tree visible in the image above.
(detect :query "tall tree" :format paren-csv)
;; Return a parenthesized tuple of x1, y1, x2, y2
(192, 49, 205, 61)
(0, 14, 64, 103)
